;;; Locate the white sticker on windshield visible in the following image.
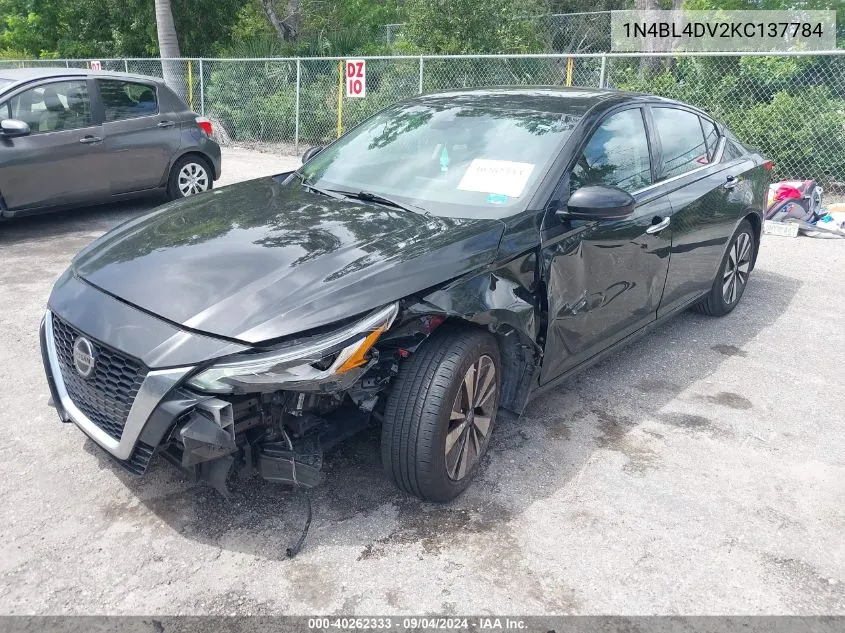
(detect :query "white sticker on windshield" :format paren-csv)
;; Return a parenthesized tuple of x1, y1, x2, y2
(457, 159, 535, 198)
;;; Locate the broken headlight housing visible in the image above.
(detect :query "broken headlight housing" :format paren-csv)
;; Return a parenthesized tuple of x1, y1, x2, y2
(186, 303, 399, 394)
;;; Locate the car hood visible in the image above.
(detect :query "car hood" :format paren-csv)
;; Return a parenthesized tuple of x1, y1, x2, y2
(71, 177, 506, 343)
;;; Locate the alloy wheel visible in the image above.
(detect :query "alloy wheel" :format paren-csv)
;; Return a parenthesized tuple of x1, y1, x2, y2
(177, 162, 210, 197)
(723, 232, 752, 305)
(445, 354, 496, 481)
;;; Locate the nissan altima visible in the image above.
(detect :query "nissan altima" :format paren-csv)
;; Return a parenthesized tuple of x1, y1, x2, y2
(41, 87, 770, 502)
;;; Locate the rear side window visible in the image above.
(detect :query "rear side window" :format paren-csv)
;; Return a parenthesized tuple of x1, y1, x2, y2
(571, 108, 653, 193)
(652, 107, 709, 179)
(99, 80, 158, 121)
(700, 118, 719, 162)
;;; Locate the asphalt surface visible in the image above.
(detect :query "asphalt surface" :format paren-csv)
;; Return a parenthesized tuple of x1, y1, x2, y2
(0, 148, 843, 615)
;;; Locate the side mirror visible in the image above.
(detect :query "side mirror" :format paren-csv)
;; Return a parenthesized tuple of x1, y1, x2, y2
(560, 185, 636, 221)
(302, 145, 324, 163)
(1, 119, 30, 138)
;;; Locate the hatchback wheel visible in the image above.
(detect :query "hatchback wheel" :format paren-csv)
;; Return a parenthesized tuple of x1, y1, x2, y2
(381, 325, 500, 502)
(693, 219, 756, 316)
(168, 156, 212, 200)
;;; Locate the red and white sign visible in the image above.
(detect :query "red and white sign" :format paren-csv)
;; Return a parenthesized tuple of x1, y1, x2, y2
(345, 59, 366, 98)
(89, 60, 102, 71)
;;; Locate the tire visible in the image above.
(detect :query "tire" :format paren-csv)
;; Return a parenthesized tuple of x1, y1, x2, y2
(381, 325, 501, 502)
(693, 219, 755, 317)
(167, 155, 213, 200)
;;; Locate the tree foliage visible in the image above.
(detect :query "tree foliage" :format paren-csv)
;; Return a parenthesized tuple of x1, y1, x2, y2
(398, 0, 552, 54)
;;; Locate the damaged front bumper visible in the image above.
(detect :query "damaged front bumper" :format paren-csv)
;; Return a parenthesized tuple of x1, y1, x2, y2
(41, 304, 389, 490)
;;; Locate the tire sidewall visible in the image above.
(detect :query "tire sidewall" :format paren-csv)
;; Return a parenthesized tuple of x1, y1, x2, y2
(426, 333, 501, 500)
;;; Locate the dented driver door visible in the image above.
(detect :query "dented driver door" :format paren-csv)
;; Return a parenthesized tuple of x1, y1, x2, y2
(537, 106, 673, 385)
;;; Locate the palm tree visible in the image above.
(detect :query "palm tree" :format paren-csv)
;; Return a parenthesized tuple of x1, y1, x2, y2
(154, 0, 185, 98)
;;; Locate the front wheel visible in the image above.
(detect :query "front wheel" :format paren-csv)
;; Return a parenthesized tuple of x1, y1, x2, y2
(381, 325, 500, 502)
(167, 155, 213, 200)
(693, 219, 756, 316)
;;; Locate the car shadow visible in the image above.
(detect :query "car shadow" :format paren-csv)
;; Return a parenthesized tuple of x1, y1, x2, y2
(0, 196, 163, 246)
(88, 268, 801, 562)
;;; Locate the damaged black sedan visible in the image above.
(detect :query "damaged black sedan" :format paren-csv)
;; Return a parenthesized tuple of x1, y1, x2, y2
(41, 88, 770, 502)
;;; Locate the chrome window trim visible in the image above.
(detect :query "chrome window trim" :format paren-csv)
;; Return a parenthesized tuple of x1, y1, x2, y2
(45, 309, 192, 460)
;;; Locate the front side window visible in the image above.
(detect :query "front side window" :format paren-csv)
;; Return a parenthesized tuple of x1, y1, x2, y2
(652, 107, 709, 179)
(570, 108, 653, 193)
(99, 80, 158, 122)
(7, 80, 92, 133)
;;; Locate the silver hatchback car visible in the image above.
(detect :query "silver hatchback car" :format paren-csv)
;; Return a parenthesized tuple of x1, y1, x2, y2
(0, 68, 221, 218)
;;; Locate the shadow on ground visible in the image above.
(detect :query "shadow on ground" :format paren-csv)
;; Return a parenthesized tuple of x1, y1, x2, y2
(85, 268, 801, 561)
(0, 197, 163, 247)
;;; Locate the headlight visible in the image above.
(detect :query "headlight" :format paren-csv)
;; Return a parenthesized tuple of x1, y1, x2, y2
(187, 303, 399, 394)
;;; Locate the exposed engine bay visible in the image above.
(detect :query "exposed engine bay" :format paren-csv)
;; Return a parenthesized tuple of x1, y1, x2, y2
(159, 308, 450, 496)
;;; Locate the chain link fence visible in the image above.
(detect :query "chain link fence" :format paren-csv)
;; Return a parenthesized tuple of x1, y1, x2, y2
(2, 52, 844, 188)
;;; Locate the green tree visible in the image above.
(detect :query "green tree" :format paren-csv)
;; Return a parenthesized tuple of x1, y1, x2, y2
(399, 0, 551, 54)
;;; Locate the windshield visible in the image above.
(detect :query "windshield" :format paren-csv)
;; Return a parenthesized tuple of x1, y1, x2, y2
(298, 99, 581, 218)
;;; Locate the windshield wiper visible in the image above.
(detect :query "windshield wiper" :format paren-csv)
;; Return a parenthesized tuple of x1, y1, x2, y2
(294, 172, 347, 200)
(328, 189, 428, 215)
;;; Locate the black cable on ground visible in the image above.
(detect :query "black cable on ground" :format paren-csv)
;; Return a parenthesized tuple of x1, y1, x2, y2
(286, 485, 312, 558)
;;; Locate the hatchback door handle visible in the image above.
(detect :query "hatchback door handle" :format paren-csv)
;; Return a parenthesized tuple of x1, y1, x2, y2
(157, 120, 175, 128)
(79, 135, 102, 144)
(723, 175, 738, 189)
(646, 216, 671, 234)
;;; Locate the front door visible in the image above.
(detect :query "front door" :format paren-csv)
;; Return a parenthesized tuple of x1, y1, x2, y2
(0, 79, 107, 210)
(539, 107, 671, 385)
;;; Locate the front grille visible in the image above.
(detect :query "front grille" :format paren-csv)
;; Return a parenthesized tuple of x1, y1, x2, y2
(123, 441, 156, 475)
(52, 315, 148, 441)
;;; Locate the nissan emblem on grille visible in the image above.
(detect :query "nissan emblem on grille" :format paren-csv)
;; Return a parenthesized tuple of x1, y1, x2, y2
(72, 336, 96, 378)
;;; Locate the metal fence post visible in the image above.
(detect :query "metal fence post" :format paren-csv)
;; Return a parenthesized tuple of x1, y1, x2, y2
(124, 59, 129, 73)
(418, 56, 424, 93)
(65, 60, 70, 68)
(599, 55, 607, 88)
(295, 58, 301, 154)
(199, 58, 205, 116)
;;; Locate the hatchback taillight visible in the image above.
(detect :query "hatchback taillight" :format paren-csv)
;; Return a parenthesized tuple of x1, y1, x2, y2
(762, 160, 775, 171)
(196, 117, 212, 137)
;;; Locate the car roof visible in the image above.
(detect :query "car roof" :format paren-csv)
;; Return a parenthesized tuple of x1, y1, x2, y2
(412, 86, 698, 117)
(0, 67, 165, 87)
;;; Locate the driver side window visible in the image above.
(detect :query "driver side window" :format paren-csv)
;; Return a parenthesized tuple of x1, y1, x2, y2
(7, 80, 92, 134)
(571, 108, 652, 194)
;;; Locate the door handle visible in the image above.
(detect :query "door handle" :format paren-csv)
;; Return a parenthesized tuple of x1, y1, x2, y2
(157, 120, 175, 128)
(78, 135, 102, 144)
(723, 175, 738, 190)
(646, 216, 671, 235)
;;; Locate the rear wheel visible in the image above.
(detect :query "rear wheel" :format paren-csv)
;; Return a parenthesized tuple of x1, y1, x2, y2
(167, 155, 213, 200)
(693, 219, 755, 316)
(381, 325, 500, 502)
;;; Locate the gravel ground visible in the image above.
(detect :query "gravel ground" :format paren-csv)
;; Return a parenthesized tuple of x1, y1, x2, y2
(0, 148, 843, 615)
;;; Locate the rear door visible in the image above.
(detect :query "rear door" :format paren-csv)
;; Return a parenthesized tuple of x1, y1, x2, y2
(648, 106, 750, 317)
(0, 79, 107, 210)
(539, 106, 672, 384)
(96, 78, 180, 194)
